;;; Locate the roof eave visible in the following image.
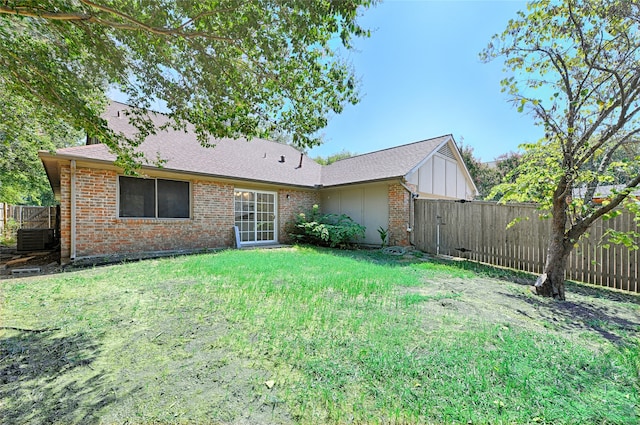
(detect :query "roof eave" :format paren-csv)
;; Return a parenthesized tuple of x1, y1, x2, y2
(321, 176, 403, 189)
(38, 151, 63, 199)
(404, 135, 453, 180)
(39, 152, 320, 190)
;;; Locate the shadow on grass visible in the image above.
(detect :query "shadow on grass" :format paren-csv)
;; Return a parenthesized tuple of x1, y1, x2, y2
(503, 292, 640, 344)
(0, 330, 118, 424)
(334, 246, 640, 298)
(318, 245, 424, 267)
(326, 246, 638, 333)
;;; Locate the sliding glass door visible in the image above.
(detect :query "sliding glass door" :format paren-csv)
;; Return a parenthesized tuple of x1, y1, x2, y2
(234, 189, 277, 244)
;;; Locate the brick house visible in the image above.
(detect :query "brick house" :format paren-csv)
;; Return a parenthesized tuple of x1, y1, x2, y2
(40, 102, 477, 263)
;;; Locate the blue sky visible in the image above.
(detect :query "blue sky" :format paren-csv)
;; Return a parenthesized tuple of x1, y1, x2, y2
(308, 0, 544, 162)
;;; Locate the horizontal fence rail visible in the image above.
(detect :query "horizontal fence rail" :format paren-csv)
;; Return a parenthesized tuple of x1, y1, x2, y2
(1, 204, 58, 238)
(413, 200, 639, 293)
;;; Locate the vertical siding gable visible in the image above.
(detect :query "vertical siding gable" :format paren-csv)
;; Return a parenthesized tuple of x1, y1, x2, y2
(432, 155, 447, 196)
(445, 159, 458, 197)
(407, 139, 477, 199)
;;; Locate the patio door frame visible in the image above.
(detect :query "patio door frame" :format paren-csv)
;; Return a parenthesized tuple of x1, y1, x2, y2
(233, 188, 278, 246)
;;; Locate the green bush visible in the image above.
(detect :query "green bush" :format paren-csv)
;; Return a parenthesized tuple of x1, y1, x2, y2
(1, 217, 18, 246)
(290, 205, 365, 248)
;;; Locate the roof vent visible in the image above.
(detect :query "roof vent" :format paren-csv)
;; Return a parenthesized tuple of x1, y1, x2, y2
(279, 155, 285, 163)
(437, 144, 455, 160)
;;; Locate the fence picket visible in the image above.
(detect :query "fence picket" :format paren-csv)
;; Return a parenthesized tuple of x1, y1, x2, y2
(1, 205, 58, 240)
(414, 200, 639, 293)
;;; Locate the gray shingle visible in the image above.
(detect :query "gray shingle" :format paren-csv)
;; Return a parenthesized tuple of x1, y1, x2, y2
(47, 102, 451, 188)
(321, 135, 450, 187)
(55, 102, 322, 187)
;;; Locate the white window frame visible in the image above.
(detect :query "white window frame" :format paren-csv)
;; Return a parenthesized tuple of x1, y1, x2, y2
(234, 188, 278, 245)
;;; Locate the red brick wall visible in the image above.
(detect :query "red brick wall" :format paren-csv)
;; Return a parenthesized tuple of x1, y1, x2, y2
(59, 166, 235, 259)
(388, 183, 414, 246)
(60, 165, 319, 260)
(278, 189, 320, 243)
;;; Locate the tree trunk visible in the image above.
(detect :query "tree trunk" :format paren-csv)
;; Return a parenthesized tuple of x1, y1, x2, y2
(534, 236, 572, 300)
(533, 178, 573, 300)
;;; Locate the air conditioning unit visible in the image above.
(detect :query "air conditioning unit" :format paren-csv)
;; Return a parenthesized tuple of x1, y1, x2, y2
(17, 229, 56, 251)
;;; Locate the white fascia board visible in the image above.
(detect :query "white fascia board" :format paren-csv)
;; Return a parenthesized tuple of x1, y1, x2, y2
(404, 136, 452, 182)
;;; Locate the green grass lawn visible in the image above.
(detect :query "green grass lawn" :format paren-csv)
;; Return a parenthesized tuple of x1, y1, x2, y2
(1, 246, 638, 424)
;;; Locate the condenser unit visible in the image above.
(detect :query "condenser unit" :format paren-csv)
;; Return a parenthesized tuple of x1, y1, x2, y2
(17, 228, 55, 251)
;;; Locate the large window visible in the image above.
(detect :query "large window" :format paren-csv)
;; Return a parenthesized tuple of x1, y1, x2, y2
(119, 176, 190, 218)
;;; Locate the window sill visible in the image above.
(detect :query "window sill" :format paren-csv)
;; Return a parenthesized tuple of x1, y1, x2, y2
(116, 217, 192, 224)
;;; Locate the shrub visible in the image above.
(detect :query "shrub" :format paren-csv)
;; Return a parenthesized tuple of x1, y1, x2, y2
(377, 226, 388, 248)
(1, 218, 18, 246)
(290, 205, 365, 248)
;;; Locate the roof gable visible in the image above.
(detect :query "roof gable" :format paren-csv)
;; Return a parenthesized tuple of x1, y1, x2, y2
(41, 102, 476, 193)
(404, 137, 479, 196)
(320, 135, 451, 187)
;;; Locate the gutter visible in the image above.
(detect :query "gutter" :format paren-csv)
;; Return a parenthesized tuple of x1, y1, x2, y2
(320, 176, 404, 189)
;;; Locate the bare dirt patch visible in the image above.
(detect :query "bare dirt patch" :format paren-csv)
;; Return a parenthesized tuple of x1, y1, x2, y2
(403, 262, 640, 345)
(0, 246, 61, 279)
(1, 248, 638, 424)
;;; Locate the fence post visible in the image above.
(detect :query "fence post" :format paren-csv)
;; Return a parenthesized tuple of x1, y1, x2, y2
(413, 199, 638, 293)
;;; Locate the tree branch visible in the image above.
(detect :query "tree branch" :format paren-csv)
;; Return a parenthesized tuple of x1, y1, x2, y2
(569, 172, 640, 242)
(582, 129, 640, 207)
(0, 5, 91, 20)
(0, 3, 237, 42)
(572, 78, 640, 169)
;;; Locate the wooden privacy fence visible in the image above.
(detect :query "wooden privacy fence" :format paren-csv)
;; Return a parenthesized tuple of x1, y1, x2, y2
(413, 200, 639, 293)
(1, 203, 58, 237)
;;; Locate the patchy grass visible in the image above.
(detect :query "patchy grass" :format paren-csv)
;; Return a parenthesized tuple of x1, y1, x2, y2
(1, 246, 638, 424)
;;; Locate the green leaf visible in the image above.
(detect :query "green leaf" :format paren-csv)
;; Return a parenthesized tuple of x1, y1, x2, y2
(0, 0, 375, 171)
(479, 0, 640, 281)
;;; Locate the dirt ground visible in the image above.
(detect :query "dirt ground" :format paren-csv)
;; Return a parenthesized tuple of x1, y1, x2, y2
(2, 244, 638, 344)
(0, 247, 638, 424)
(404, 255, 640, 346)
(0, 246, 61, 279)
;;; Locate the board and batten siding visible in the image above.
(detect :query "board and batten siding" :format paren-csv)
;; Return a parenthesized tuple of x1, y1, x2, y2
(406, 149, 474, 200)
(320, 183, 389, 245)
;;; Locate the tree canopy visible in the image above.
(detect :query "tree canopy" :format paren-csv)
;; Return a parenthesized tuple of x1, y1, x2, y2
(313, 149, 356, 165)
(0, 95, 83, 205)
(483, 0, 640, 299)
(0, 0, 373, 176)
(457, 143, 521, 200)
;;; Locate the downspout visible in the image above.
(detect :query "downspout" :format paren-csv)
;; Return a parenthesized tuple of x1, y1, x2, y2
(70, 160, 77, 260)
(400, 181, 416, 245)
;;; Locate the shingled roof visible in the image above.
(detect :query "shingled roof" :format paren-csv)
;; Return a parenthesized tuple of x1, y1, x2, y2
(321, 135, 451, 186)
(41, 101, 322, 188)
(41, 101, 459, 191)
